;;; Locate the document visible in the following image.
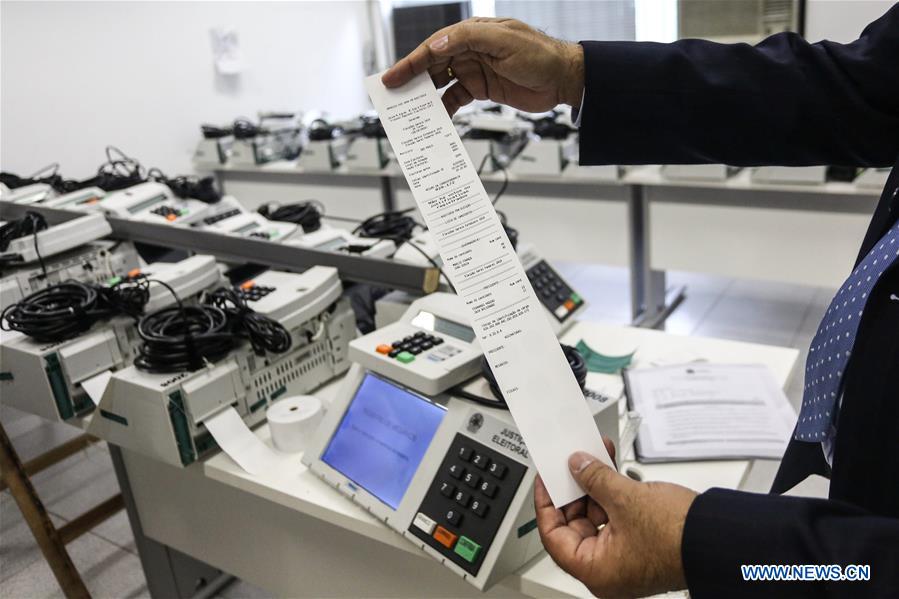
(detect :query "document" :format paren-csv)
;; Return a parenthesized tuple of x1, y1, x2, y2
(365, 72, 612, 506)
(81, 370, 112, 406)
(625, 364, 797, 462)
(203, 406, 279, 476)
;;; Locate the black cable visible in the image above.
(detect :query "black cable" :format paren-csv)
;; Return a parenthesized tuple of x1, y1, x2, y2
(232, 118, 264, 140)
(205, 287, 292, 356)
(350, 209, 456, 291)
(201, 124, 233, 139)
(147, 167, 221, 204)
(1, 282, 109, 341)
(307, 119, 342, 142)
(134, 277, 292, 373)
(450, 344, 587, 409)
(135, 304, 234, 373)
(258, 201, 323, 233)
(352, 209, 418, 242)
(0, 211, 49, 278)
(89, 146, 146, 191)
(0, 277, 153, 342)
(476, 152, 508, 206)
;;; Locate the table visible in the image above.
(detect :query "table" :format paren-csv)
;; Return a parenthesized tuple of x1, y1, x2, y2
(209, 158, 882, 328)
(113, 320, 799, 598)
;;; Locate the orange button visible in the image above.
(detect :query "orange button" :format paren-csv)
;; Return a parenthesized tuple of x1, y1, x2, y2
(376, 344, 393, 355)
(240, 280, 256, 290)
(564, 299, 575, 311)
(127, 268, 141, 278)
(165, 213, 177, 221)
(85, 197, 99, 204)
(433, 526, 457, 549)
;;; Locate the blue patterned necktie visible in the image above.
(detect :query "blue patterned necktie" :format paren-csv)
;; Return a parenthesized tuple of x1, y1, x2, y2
(796, 218, 899, 442)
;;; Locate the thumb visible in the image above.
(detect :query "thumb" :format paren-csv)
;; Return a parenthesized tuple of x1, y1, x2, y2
(569, 451, 632, 508)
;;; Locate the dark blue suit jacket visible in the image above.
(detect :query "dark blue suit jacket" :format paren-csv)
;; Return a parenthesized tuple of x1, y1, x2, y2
(578, 5, 899, 597)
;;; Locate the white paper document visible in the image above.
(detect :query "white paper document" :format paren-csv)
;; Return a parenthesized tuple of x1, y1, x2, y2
(365, 72, 612, 506)
(203, 406, 279, 475)
(81, 370, 112, 406)
(625, 363, 797, 462)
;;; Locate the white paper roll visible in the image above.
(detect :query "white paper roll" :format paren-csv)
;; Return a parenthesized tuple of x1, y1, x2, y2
(267, 395, 323, 454)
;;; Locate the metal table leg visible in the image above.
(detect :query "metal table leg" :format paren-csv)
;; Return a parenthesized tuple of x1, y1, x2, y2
(108, 446, 233, 599)
(628, 184, 686, 329)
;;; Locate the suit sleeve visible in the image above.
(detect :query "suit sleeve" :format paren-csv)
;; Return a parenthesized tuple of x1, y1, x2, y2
(682, 488, 899, 598)
(577, 4, 899, 167)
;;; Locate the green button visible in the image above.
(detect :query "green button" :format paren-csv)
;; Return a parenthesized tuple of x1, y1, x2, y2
(179, 209, 189, 216)
(454, 536, 481, 563)
(396, 351, 415, 364)
(570, 292, 582, 304)
(107, 276, 122, 286)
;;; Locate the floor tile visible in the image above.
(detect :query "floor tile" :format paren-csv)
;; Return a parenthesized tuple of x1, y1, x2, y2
(216, 578, 275, 599)
(0, 504, 66, 583)
(0, 532, 148, 599)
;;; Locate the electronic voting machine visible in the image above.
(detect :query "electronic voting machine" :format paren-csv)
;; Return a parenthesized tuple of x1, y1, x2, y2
(101, 182, 210, 225)
(304, 293, 618, 590)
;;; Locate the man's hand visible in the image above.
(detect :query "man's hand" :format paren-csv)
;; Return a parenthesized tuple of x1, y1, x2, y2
(381, 17, 584, 116)
(535, 440, 698, 598)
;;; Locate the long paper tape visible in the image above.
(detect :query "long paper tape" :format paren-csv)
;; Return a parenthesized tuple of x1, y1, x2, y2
(365, 72, 614, 506)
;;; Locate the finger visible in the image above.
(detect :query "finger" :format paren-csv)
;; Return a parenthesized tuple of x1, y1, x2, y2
(587, 497, 610, 527)
(569, 451, 633, 509)
(430, 64, 453, 89)
(603, 436, 618, 468)
(383, 20, 516, 88)
(562, 497, 586, 523)
(441, 81, 474, 116)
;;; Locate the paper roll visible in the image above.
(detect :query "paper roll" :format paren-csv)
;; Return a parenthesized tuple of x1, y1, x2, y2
(267, 395, 323, 454)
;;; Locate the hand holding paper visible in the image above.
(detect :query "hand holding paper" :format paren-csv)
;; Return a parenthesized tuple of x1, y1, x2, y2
(364, 72, 613, 506)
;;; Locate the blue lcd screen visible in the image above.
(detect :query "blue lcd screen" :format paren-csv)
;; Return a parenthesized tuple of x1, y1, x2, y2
(321, 373, 446, 509)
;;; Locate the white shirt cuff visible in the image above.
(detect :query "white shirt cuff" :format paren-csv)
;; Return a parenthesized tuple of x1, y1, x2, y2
(571, 89, 586, 128)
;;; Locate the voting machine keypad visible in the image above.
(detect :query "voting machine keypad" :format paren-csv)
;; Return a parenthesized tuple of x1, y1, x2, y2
(203, 208, 241, 225)
(409, 433, 526, 576)
(150, 205, 189, 221)
(375, 331, 461, 365)
(237, 281, 275, 302)
(526, 260, 581, 323)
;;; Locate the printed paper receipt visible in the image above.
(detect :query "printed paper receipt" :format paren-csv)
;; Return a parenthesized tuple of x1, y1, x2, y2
(365, 72, 613, 506)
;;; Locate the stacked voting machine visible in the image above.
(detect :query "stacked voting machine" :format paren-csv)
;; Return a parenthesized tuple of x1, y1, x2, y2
(624, 363, 796, 462)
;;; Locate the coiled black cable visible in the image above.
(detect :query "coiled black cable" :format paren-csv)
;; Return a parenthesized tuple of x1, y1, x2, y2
(257, 201, 323, 233)
(147, 168, 221, 204)
(232, 118, 264, 140)
(0, 211, 49, 277)
(0, 277, 152, 342)
(135, 304, 234, 373)
(451, 344, 586, 409)
(352, 209, 418, 243)
(201, 124, 233, 139)
(1, 282, 110, 341)
(134, 279, 292, 373)
(205, 287, 292, 356)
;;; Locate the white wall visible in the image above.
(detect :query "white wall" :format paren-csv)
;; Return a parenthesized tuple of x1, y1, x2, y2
(0, 1, 374, 179)
(805, 0, 893, 42)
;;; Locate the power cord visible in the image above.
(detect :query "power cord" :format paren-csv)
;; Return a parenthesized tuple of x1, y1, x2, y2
(201, 124, 233, 139)
(346, 209, 455, 292)
(134, 276, 292, 373)
(257, 200, 323, 233)
(0, 277, 150, 342)
(232, 118, 265, 140)
(450, 344, 587, 409)
(476, 152, 508, 207)
(0, 211, 49, 278)
(205, 287, 292, 355)
(148, 168, 221, 203)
